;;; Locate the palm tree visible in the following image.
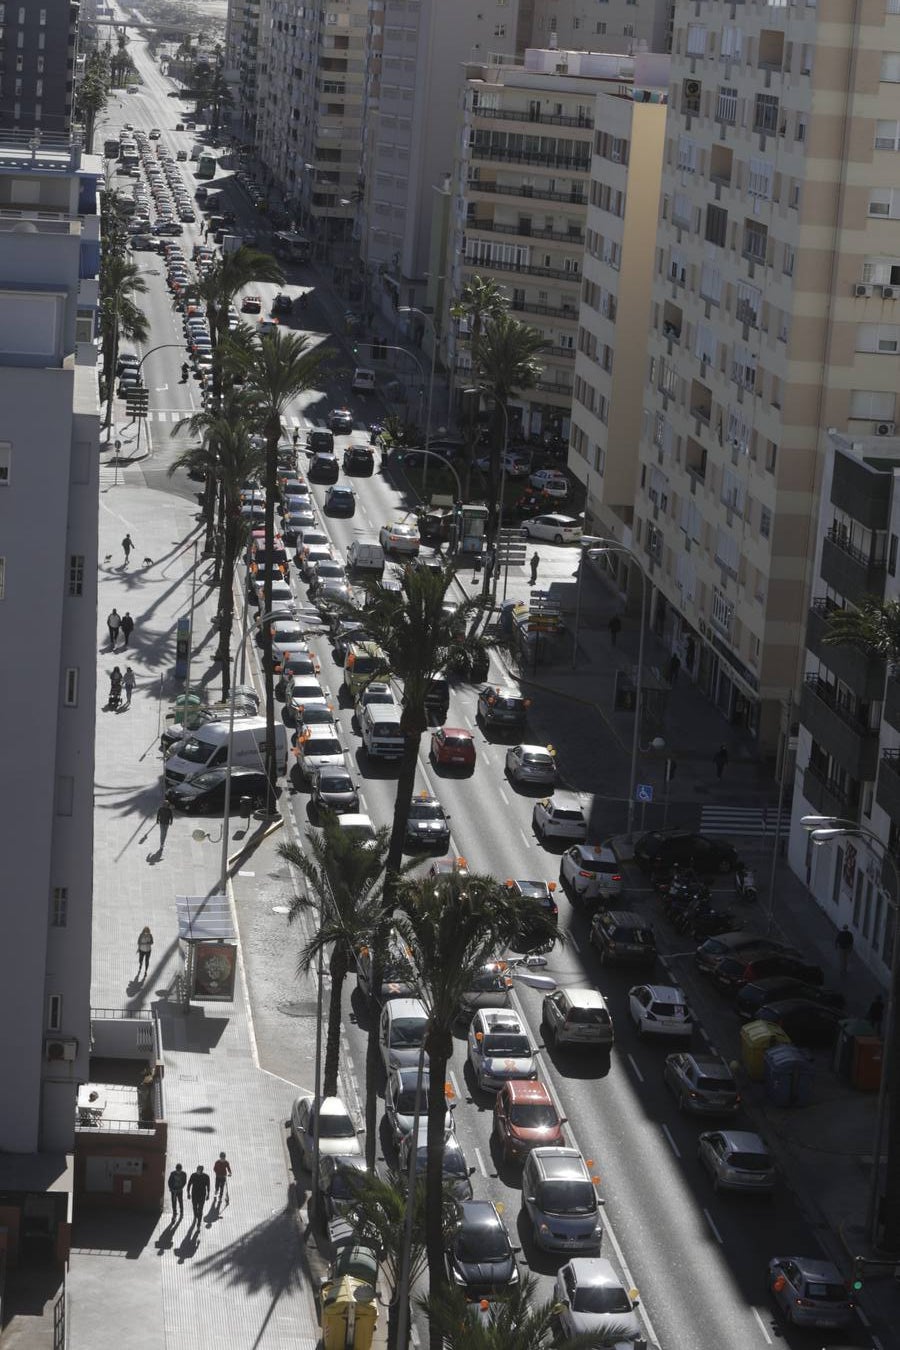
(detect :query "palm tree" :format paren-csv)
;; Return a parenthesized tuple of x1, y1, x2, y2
(471, 311, 547, 540)
(450, 273, 508, 346)
(424, 1273, 636, 1350)
(391, 870, 555, 1350)
(99, 254, 149, 428)
(277, 819, 391, 1097)
(824, 597, 900, 659)
(335, 565, 488, 1161)
(75, 60, 110, 152)
(169, 416, 263, 695)
(223, 329, 331, 811)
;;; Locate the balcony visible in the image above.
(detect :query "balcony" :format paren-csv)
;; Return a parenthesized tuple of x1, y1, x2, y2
(803, 764, 859, 822)
(510, 298, 579, 321)
(806, 599, 886, 701)
(799, 674, 879, 780)
(820, 529, 887, 604)
(463, 255, 581, 283)
(473, 107, 594, 129)
(469, 180, 587, 206)
(469, 144, 591, 173)
(468, 218, 585, 246)
(876, 750, 900, 824)
(886, 674, 900, 731)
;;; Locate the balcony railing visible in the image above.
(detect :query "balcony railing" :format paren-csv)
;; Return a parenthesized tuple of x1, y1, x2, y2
(803, 763, 859, 821)
(470, 144, 591, 172)
(510, 299, 579, 320)
(468, 218, 585, 245)
(807, 598, 887, 701)
(800, 673, 879, 780)
(473, 107, 594, 129)
(821, 529, 887, 602)
(877, 749, 900, 825)
(469, 180, 588, 206)
(463, 255, 581, 282)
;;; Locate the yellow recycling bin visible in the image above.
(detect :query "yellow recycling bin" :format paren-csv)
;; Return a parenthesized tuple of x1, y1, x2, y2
(740, 1019, 792, 1081)
(321, 1274, 378, 1350)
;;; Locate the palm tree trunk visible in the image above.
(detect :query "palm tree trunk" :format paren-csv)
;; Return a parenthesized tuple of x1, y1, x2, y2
(364, 936, 385, 1170)
(217, 515, 239, 698)
(386, 1296, 404, 1350)
(386, 733, 420, 877)
(262, 431, 278, 814)
(212, 482, 226, 587)
(323, 944, 349, 1098)
(425, 1028, 453, 1350)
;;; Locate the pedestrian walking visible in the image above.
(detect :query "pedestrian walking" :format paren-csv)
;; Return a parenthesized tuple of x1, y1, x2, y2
(835, 924, 854, 975)
(292, 427, 300, 447)
(156, 801, 174, 852)
(136, 925, 153, 979)
(713, 744, 729, 780)
(122, 666, 136, 707)
(107, 608, 121, 647)
(608, 614, 622, 646)
(867, 993, 885, 1035)
(667, 653, 681, 686)
(529, 551, 540, 586)
(484, 546, 496, 583)
(108, 666, 123, 710)
(168, 1163, 187, 1220)
(122, 533, 134, 566)
(187, 1165, 210, 1224)
(120, 611, 135, 647)
(213, 1152, 232, 1205)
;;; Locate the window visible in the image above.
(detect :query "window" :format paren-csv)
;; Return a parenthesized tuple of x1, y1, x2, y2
(711, 589, 734, 634)
(881, 53, 900, 82)
(47, 994, 62, 1032)
(721, 467, 746, 515)
(849, 389, 896, 420)
(676, 134, 698, 172)
(17, 5, 23, 21)
(869, 188, 900, 218)
(694, 323, 717, 365)
(736, 281, 761, 326)
(700, 261, 722, 303)
(721, 25, 743, 61)
(856, 324, 900, 353)
(596, 21, 606, 33)
(760, 505, 772, 538)
(715, 528, 740, 575)
(875, 120, 900, 150)
(38, 6, 45, 21)
(732, 343, 757, 390)
(68, 554, 84, 596)
(64, 668, 79, 707)
(705, 204, 728, 247)
(51, 886, 68, 927)
(747, 157, 773, 199)
(686, 23, 708, 55)
(743, 219, 768, 263)
(0, 556, 5, 599)
(753, 94, 779, 135)
(716, 86, 737, 123)
(0, 441, 9, 483)
(783, 243, 795, 276)
(493, 23, 506, 36)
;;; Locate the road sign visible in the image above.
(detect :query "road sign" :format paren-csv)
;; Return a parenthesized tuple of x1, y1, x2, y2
(636, 783, 654, 803)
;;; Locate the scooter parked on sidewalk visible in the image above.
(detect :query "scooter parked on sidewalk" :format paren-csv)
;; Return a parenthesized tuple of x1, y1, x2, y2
(735, 863, 758, 902)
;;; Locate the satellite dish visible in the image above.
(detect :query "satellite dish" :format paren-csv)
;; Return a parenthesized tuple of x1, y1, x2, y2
(353, 1283, 377, 1304)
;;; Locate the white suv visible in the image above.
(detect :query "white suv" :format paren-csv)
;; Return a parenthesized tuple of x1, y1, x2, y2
(533, 792, 588, 843)
(560, 844, 622, 902)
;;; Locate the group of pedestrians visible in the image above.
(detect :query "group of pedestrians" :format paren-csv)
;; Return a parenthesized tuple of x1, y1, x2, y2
(106, 608, 136, 649)
(167, 1155, 233, 1226)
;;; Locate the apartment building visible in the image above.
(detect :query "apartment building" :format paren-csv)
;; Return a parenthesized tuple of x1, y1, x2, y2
(787, 434, 899, 983)
(532, 0, 673, 55)
(0, 134, 101, 1155)
(0, 0, 80, 134)
(568, 55, 668, 537)
(446, 48, 660, 439)
(629, 0, 900, 753)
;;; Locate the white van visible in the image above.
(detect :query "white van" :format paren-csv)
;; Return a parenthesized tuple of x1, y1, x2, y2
(346, 538, 385, 572)
(164, 717, 288, 783)
(360, 703, 405, 759)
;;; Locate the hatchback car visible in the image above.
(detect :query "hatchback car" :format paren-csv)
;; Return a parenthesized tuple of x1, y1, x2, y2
(590, 910, 656, 968)
(629, 984, 693, 1039)
(541, 988, 614, 1050)
(695, 931, 794, 976)
(735, 976, 845, 1022)
(165, 766, 270, 813)
(713, 949, 825, 995)
(634, 829, 739, 875)
(477, 685, 529, 733)
(430, 727, 476, 772)
(458, 962, 512, 1018)
(379, 521, 420, 554)
(310, 765, 359, 815)
(324, 483, 356, 517)
(328, 407, 354, 433)
(468, 1008, 537, 1091)
(293, 729, 346, 781)
(506, 743, 557, 787)
(379, 997, 429, 1072)
(399, 1130, 473, 1202)
(493, 1079, 566, 1164)
(560, 845, 622, 903)
(404, 793, 451, 852)
(533, 792, 588, 843)
(520, 1147, 603, 1253)
(505, 878, 559, 950)
(343, 443, 375, 474)
(529, 469, 569, 498)
(697, 1129, 775, 1193)
(446, 1201, 519, 1298)
(308, 452, 340, 483)
(768, 1256, 856, 1329)
(664, 1052, 740, 1114)
(522, 514, 583, 544)
(290, 1094, 361, 1171)
(318, 1154, 370, 1220)
(554, 1259, 641, 1341)
(241, 294, 262, 313)
(383, 1066, 453, 1147)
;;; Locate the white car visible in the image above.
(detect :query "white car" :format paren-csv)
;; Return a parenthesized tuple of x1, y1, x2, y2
(529, 469, 569, 498)
(553, 1259, 642, 1341)
(628, 984, 693, 1039)
(379, 521, 420, 554)
(559, 845, 623, 902)
(290, 1094, 362, 1171)
(293, 728, 346, 780)
(522, 514, 582, 544)
(532, 792, 588, 843)
(467, 1008, 537, 1091)
(380, 997, 429, 1072)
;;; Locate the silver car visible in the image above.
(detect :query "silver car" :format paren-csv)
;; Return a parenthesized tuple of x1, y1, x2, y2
(663, 1053, 740, 1115)
(768, 1255, 856, 1329)
(697, 1129, 775, 1193)
(506, 743, 557, 787)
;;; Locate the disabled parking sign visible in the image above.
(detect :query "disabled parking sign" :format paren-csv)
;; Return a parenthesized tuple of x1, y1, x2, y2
(636, 784, 654, 803)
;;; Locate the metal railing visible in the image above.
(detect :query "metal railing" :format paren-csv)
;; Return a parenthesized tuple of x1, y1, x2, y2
(468, 218, 585, 245)
(827, 525, 886, 571)
(463, 254, 582, 282)
(804, 672, 874, 734)
(473, 107, 594, 129)
(470, 180, 587, 205)
(470, 144, 591, 171)
(510, 298, 579, 319)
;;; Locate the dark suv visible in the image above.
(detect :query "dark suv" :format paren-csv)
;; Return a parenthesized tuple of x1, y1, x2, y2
(343, 443, 375, 474)
(634, 830, 738, 875)
(589, 910, 657, 969)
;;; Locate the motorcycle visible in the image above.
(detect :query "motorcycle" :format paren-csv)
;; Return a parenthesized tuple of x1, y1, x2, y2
(181, 363, 190, 383)
(735, 866, 758, 903)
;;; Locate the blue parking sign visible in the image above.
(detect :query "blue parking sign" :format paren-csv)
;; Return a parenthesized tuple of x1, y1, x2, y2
(636, 784, 654, 803)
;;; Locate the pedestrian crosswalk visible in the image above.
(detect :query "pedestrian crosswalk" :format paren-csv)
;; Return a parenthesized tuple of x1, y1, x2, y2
(146, 409, 311, 429)
(700, 804, 790, 839)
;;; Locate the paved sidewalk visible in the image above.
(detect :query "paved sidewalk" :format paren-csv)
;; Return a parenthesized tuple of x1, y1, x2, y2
(67, 459, 321, 1350)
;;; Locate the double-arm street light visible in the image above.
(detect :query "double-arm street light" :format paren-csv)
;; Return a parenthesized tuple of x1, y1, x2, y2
(800, 814, 900, 1251)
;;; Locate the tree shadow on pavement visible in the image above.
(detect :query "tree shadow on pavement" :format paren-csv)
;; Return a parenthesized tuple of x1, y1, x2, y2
(193, 1193, 312, 1309)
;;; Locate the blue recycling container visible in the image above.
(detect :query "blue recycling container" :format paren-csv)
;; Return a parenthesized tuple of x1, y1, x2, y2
(764, 1044, 813, 1107)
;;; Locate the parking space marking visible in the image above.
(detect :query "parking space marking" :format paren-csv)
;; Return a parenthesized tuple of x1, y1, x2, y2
(519, 827, 531, 848)
(474, 1146, 487, 1177)
(498, 787, 510, 806)
(626, 1054, 644, 1084)
(661, 1123, 680, 1158)
(703, 1207, 724, 1244)
(750, 1307, 772, 1344)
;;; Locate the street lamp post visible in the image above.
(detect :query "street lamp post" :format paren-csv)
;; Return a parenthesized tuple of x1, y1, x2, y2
(398, 306, 439, 495)
(801, 815, 900, 1250)
(571, 535, 604, 669)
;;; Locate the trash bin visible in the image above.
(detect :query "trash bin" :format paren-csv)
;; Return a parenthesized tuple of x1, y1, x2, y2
(852, 1036, 883, 1091)
(321, 1274, 378, 1350)
(332, 1243, 378, 1286)
(833, 1018, 874, 1079)
(763, 1044, 813, 1107)
(741, 1019, 791, 1081)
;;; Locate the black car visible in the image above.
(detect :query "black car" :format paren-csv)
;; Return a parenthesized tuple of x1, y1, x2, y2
(328, 407, 354, 434)
(590, 910, 657, 969)
(307, 429, 335, 455)
(476, 685, 529, 734)
(445, 1200, 518, 1297)
(634, 829, 739, 875)
(343, 444, 375, 474)
(165, 767, 272, 813)
(713, 948, 825, 996)
(308, 452, 340, 483)
(753, 998, 842, 1047)
(324, 484, 356, 517)
(271, 292, 293, 315)
(735, 975, 845, 1021)
(404, 794, 451, 852)
(424, 676, 451, 723)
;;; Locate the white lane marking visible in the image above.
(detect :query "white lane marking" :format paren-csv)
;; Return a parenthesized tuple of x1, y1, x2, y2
(474, 1146, 487, 1177)
(480, 747, 492, 766)
(238, 870, 255, 877)
(661, 1123, 681, 1159)
(626, 1054, 644, 1084)
(703, 1207, 724, 1245)
(751, 1308, 772, 1344)
(519, 827, 531, 848)
(499, 787, 510, 806)
(448, 1070, 461, 1101)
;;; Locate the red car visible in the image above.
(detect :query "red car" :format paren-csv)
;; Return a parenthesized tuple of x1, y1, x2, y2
(493, 1079, 566, 1164)
(430, 726, 476, 771)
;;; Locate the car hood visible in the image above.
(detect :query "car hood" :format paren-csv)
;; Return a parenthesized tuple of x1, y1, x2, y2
(452, 1255, 517, 1287)
(318, 790, 358, 810)
(482, 1054, 535, 1078)
(317, 1136, 363, 1160)
(510, 1124, 564, 1147)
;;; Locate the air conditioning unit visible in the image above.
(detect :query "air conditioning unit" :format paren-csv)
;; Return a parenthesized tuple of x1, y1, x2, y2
(685, 80, 701, 97)
(882, 285, 896, 299)
(45, 1037, 77, 1062)
(875, 421, 896, 436)
(854, 283, 873, 298)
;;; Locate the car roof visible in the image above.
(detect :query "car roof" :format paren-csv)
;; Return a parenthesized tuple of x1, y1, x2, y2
(757, 998, 831, 1015)
(532, 1147, 586, 1177)
(439, 727, 472, 738)
(683, 1053, 732, 1075)
(789, 1256, 843, 1280)
(641, 984, 686, 1002)
(561, 987, 609, 1008)
(563, 1256, 620, 1285)
(602, 910, 647, 927)
(385, 997, 427, 1018)
(716, 1130, 770, 1153)
(504, 1078, 552, 1103)
(518, 743, 553, 756)
(573, 843, 616, 859)
(477, 1007, 524, 1031)
(548, 790, 583, 809)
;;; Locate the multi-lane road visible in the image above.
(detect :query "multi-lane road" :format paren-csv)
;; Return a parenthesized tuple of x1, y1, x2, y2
(102, 25, 881, 1350)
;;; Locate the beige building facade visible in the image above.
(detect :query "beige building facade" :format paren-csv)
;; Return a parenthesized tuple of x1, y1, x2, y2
(629, 0, 900, 752)
(532, 0, 673, 55)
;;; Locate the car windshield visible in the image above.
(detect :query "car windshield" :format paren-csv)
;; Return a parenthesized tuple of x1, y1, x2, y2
(456, 1226, 508, 1262)
(177, 737, 211, 764)
(319, 775, 351, 793)
(572, 1285, 631, 1314)
(537, 1180, 596, 1215)
(191, 771, 223, 788)
(316, 1111, 356, 1139)
(273, 627, 303, 643)
(390, 1018, 425, 1047)
(728, 1150, 771, 1172)
(364, 691, 393, 705)
(509, 1104, 558, 1128)
(305, 737, 342, 756)
(352, 657, 379, 675)
(414, 1145, 467, 1178)
(410, 802, 444, 820)
(444, 737, 469, 749)
(471, 971, 507, 992)
(483, 1034, 530, 1057)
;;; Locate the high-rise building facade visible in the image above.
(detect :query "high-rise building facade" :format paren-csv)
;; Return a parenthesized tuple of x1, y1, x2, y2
(0, 0, 81, 134)
(0, 134, 101, 1152)
(629, 0, 900, 752)
(532, 0, 673, 55)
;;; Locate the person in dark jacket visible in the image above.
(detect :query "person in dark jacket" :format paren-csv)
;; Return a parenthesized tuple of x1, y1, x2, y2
(187, 1164, 210, 1223)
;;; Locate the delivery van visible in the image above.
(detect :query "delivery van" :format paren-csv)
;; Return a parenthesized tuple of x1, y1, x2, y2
(360, 703, 405, 759)
(344, 642, 387, 697)
(164, 717, 288, 783)
(346, 539, 385, 572)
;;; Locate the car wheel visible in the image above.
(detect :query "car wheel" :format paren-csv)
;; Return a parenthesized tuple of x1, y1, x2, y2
(553, 533, 563, 544)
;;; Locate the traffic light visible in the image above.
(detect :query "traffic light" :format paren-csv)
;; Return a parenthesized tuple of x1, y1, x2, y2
(352, 343, 358, 358)
(851, 1255, 864, 1295)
